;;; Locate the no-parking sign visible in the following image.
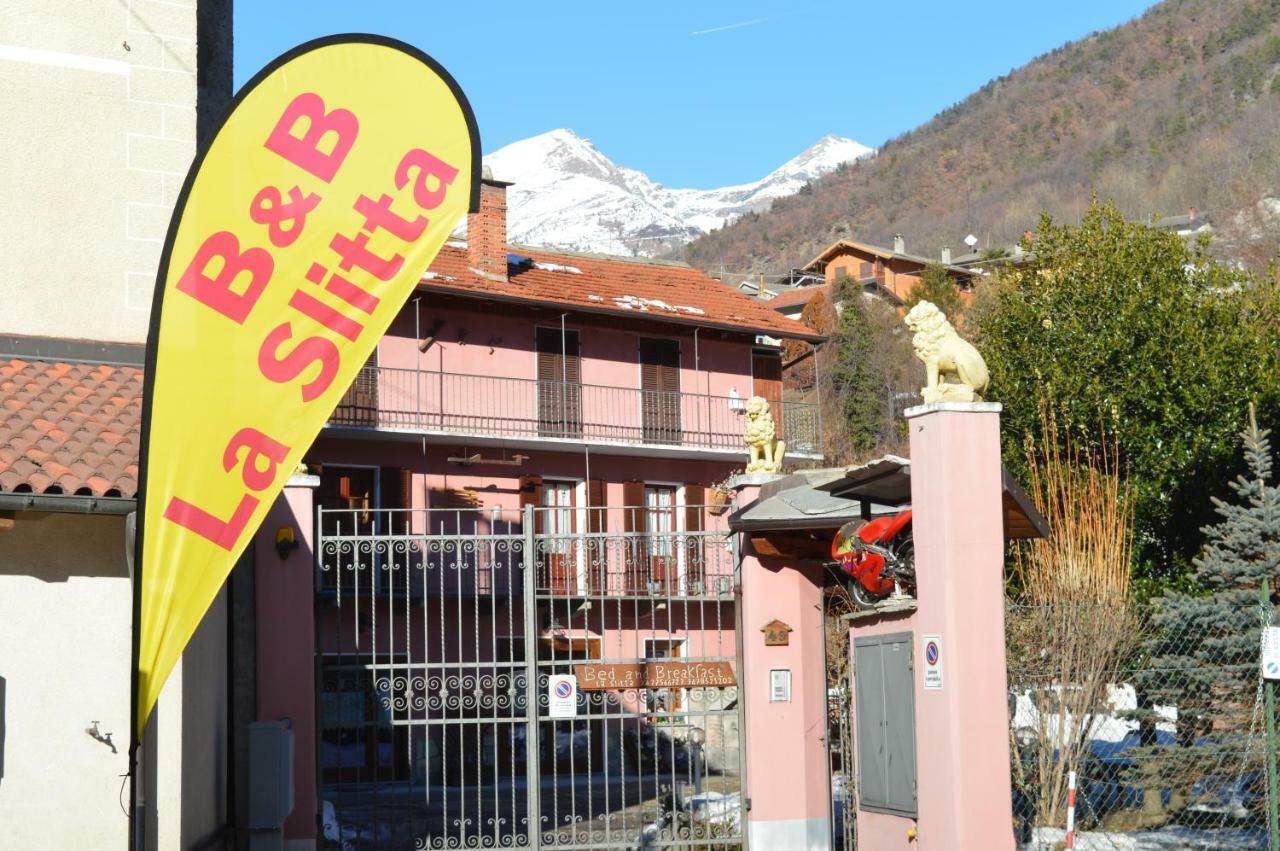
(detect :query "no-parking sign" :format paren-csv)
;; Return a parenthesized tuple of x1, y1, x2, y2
(549, 674, 579, 718)
(923, 634, 944, 690)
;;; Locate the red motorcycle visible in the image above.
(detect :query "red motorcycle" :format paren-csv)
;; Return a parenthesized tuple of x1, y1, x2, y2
(830, 510, 916, 609)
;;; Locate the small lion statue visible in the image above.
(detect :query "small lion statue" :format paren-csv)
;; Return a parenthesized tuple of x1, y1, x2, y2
(904, 300, 989, 404)
(744, 395, 786, 473)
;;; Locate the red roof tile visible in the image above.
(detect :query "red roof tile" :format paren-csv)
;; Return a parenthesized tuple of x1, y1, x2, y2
(417, 245, 825, 341)
(0, 359, 141, 498)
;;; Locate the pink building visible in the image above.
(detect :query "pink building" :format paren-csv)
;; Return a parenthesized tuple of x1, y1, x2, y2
(250, 176, 825, 848)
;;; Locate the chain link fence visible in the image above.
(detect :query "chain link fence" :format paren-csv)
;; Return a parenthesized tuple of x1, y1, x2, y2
(1008, 600, 1278, 850)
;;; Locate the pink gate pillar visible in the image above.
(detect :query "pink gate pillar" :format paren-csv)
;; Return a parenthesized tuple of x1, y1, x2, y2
(735, 479, 832, 850)
(253, 471, 320, 846)
(907, 401, 1014, 849)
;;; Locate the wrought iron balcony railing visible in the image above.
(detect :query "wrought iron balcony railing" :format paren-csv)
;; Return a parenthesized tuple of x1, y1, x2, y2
(328, 365, 820, 455)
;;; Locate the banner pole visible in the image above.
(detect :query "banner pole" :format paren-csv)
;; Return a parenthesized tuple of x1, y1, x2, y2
(129, 505, 144, 851)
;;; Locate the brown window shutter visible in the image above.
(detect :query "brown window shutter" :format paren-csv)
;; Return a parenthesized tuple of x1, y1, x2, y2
(640, 356, 658, 392)
(519, 475, 544, 533)
(752, 351, 784, 440)
(379, 467, 414, 534)
(684, 485, 705, 532)
(622, 480, 646, 591)
(586, 478, 606, 591)
(622, 481, 646, 529)
(587, 479, 606, 533)
(685, 485, 706, 588)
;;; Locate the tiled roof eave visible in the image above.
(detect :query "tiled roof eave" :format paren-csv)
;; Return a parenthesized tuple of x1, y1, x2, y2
(417, 280, 827, 342)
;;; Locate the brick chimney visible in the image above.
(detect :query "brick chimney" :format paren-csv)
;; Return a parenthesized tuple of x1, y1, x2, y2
(893, 234, 905, 254)
(940, 246, 952, 264)
(468, 166, 511, 281)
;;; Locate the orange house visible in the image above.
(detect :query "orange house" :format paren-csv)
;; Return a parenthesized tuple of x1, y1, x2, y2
(799, 235, 977, 306)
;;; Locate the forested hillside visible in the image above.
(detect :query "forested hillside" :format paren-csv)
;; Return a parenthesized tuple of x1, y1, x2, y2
(687, 0, 1280, 271)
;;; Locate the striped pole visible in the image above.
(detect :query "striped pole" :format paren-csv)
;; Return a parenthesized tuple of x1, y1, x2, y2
(1064, 770, 1077, 850)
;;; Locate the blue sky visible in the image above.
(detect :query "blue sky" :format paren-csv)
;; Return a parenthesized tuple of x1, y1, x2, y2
(235, 1, 1159, 189)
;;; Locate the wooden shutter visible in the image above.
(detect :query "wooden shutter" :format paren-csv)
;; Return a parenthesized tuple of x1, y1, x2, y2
(639, 338, 679, 392)
(587, 478, 606, 591)
(536, 328, 581, 437)
(639, 338, 681, 444)
(379, 467, 413, 535)
(587, 479, 605, 533)
(622, 480, 646, 592)
(752, 350, 784, 440)
(622, 481, 646, 528)
(535, 328, 581, 382)
(684, 485, 706, 589)
(518, 475, 544, 533)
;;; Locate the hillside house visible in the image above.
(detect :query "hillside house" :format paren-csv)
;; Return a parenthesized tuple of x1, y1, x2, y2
(769, 235, 978, 319)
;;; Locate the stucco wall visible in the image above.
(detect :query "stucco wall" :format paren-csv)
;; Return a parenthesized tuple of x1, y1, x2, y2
(0, 512, 132, 849)
(0, 0, 198, 343)
(381, 303, 762, 399)
(0, 510, 231, 849)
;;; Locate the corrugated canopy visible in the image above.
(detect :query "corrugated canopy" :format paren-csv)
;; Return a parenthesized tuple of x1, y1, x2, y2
(729, 455, 1049, 540)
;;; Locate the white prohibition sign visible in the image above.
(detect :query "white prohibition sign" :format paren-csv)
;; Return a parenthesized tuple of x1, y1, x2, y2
(549, 673, 578, 719)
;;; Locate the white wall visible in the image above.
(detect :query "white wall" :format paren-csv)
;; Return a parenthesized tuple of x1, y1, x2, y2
(0, 512, 132, 849)
(0, 0, 198, 343)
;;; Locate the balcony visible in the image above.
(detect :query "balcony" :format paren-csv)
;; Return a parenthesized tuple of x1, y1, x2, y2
(326, 365, 821, 459)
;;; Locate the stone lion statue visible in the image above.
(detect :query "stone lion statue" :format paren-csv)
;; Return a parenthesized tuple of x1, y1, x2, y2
(744, 395, 786, 473)
(904, 300, 989, 404)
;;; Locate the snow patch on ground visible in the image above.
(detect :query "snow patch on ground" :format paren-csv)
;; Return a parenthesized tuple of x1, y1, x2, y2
(1028, 825, 1266, 850)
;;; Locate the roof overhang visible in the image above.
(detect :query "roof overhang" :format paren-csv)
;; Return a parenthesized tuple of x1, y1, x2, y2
(799, 239, 978, 280)
(416, 281, 827, 343)
(728, 454, 1049, 540)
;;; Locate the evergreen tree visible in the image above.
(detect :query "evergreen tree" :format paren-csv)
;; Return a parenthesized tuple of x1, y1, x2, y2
(1133, 407, 1280, 807)
(905, 262, 964, 321)
(827, 278, 882, 454)
(975, 200, 1280, 582)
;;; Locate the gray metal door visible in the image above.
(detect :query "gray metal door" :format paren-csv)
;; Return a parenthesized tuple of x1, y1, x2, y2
(316, 501, 745, 849)
(852, 633, 917, 818)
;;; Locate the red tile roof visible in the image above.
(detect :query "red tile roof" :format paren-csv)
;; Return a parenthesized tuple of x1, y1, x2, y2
(0, 248, 819, 501)
(0, 359, 142, 498)
(418, 245, 825, 341)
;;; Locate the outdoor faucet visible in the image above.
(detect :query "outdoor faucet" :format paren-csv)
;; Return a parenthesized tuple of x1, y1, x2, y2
(85, 721, 117, 754)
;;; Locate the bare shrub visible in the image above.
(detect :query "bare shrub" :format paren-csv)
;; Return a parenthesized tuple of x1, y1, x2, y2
(1007, 408, 1139, 829)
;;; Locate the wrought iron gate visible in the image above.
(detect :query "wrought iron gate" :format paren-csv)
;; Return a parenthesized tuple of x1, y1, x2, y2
(317, 503, 745, 850)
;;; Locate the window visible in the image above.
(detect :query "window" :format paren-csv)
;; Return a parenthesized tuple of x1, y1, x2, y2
(542, 480, 582, 595)
(319, 657, 411, 785)
(333, 346, 379, 427)
(639, 338, 681, 444)
(536, 327, 582, 438)
(316, 465, 414, 592)
(854, 632, 917, 817)
(645, 485, 678, 593)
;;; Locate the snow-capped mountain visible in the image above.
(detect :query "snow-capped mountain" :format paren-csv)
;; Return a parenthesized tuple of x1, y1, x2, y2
(482, 129, 873, 258)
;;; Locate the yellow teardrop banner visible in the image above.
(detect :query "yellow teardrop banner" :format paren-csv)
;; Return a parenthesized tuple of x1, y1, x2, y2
(134, 36, 478, 735)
